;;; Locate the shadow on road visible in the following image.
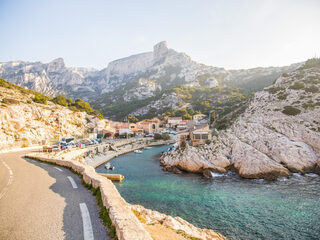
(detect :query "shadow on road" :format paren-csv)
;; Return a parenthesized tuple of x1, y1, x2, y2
(24, 157, 109, 240)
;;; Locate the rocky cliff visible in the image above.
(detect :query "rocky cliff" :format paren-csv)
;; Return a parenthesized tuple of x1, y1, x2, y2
(0, 81, 107, 150)
(0, 42, 299, 120)
(161, 59, 320, 180)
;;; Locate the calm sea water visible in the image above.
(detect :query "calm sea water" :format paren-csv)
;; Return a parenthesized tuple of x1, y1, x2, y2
(96, 145, 320, 240)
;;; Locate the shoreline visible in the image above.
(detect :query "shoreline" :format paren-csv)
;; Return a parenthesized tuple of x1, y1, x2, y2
(88, 139, 175, 169)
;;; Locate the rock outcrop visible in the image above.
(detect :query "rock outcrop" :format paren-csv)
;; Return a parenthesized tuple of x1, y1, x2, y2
(0, 85, 107, 150)
(162, 61, 320, 180)
(131, 204, 227, 240)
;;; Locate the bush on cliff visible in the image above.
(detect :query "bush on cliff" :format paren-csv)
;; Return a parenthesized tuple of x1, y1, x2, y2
(33, 94, 47, 104)
(282, 106, 301, 116)
(289, 82, 305, 90)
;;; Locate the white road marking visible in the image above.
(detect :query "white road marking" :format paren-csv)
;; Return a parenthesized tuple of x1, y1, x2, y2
(0, 159, 14, 200)
(54, 167, 63, 172)
(67, 176, 78, 189)
(79, 203, 94, 240)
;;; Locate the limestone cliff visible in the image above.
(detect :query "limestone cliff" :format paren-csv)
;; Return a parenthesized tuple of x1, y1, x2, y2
(161, 59, 320, 180)
(0, 82, 107, 150)
(1, 42, 299, 119)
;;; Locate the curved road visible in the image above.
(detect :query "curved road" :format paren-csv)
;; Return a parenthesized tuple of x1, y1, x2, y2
(0, 150, 109, 240)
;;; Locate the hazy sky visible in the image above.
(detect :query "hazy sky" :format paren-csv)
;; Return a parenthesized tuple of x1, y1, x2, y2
(1, 0, 320, 69)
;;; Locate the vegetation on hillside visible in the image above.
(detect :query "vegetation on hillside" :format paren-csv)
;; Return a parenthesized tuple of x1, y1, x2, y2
(300, 58, 320, 70)
(52, 95, 103, 119)
(1, 78, 50, 104)
(0, 78, 103, 119)
(93, 83, 251, 129)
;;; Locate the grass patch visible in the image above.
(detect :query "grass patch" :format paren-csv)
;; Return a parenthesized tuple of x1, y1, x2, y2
(81, 180, 117, 240)
(282, 106, 301, 116)
(131, 209, 147, 224)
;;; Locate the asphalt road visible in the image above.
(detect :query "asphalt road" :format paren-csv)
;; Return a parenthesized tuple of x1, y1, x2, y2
(0, 150, 110, 240)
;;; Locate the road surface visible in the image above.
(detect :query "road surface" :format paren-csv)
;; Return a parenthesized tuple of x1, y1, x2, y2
(0, 150, 109, 240)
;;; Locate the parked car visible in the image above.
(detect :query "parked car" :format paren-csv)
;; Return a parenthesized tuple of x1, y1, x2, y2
(52, 146, 60, 151)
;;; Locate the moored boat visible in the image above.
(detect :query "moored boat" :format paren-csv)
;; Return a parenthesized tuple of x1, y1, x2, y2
(104, 163, 115, 170)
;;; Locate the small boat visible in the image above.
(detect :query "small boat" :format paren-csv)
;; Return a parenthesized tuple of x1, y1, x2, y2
(144, 146, 152, 149)
(104, 163, 115, 170)
(134, 150, 143, 154)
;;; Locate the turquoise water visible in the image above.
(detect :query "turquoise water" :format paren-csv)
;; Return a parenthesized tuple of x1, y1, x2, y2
(96, 145, 320, 240)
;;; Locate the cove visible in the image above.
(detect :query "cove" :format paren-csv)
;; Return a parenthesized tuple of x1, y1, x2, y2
(96, 145, 320, 240)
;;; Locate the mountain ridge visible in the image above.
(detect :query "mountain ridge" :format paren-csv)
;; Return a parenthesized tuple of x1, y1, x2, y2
(0, 41, 301, 120)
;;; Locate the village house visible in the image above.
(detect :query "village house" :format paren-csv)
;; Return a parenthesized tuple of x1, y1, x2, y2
(167, 117, 182, 129)
(177, 120, 188, 131)
(137, 121, 159, 134)
(190, 125, 212, 146)
(117, 123, 141, 136)
(177, 124, 212, 147)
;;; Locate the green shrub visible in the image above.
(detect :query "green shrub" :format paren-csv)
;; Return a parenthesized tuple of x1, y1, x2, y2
(282, 73, 289, 77)
(301, 58, 320, 70)
(52, 95, 71, 106)
(161, 133, 170, 140)
(305, 85, 319, 93)
(282, 106, 301, 116)
(267, 87, 284, 94)
(33, 94, 47, 104)
(154, 133, 162, 140)
(154, 133, 170, 140)
(289, 82, 305, 90)
(127, 114, 138, 123)
(2, 98, 20, 105)
(277, 92, 289, 100)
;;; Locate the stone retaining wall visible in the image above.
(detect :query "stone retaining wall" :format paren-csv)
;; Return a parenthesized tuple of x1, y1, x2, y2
(25, 153, 152, 240)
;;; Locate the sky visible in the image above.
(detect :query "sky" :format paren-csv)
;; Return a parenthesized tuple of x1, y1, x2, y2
(1, 0, 320, 70)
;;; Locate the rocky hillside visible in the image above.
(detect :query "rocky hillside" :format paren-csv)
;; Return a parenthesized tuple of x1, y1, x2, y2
(161, 59, 320, 180)
(0, 41, 299, 120)
(0, 79, 107, 150)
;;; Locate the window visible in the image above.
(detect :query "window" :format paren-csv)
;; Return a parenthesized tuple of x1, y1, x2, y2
(193, 134, 201, 140)
(201, 134, 208, 140)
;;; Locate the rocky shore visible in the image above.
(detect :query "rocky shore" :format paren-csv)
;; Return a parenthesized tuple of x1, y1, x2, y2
(161, 64, 320, 180)
(131, 205, 227, 240)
